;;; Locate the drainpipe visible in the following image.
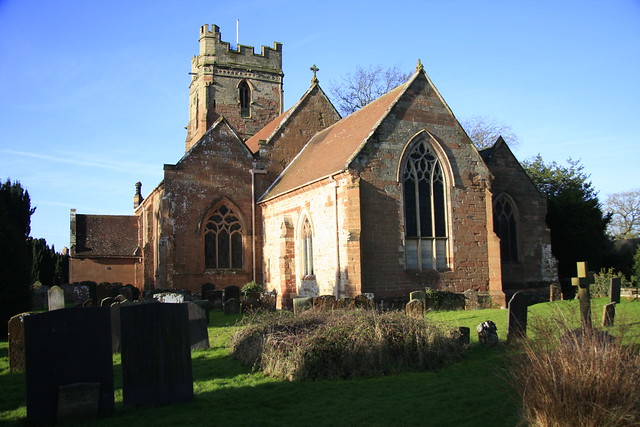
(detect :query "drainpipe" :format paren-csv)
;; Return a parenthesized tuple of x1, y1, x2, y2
(333, 177, 341, 298)
(251, 161, 267, 283)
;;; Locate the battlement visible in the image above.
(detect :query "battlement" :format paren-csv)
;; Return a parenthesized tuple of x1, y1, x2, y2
(198, 24, 282, 61)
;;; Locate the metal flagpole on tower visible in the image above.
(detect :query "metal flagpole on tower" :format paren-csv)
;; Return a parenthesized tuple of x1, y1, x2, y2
(236, 19, 239, 47)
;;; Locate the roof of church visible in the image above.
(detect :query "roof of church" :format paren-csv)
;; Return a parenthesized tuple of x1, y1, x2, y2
(74, 214, 139, 257)
(260, 74, 415, 201)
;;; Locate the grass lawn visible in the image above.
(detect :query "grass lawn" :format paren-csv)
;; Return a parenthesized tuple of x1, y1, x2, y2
(1, 298, 638, 426)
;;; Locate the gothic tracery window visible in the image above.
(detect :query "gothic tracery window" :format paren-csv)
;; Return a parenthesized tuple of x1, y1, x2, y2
(204, 204, 243, 269)
(239, 81, 251, 117)
(403, 138, 448, 270)
(494, 195, 518, 263)
(301, 217, 314, 277)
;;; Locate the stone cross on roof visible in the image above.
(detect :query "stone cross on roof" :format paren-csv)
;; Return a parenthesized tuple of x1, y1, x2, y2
(310, 64, 319, 84)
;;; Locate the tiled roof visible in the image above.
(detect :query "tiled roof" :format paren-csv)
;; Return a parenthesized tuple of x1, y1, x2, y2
(74, 214, 138, 257)
(260, 77, 412, 201)
(245, 108, 291, 153)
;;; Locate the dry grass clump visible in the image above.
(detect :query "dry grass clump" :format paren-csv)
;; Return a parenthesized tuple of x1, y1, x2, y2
(508, 313, 640, 426)
(231, 309, 464, 381)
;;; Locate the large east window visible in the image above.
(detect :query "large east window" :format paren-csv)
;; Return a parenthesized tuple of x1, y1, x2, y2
(494, 195, 518, 263)
(403, 139, 448, 270)
(204, 204, 243, 269)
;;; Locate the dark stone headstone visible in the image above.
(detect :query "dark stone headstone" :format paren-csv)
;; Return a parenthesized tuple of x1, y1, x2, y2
(57, 382, 100, 424)
(24, 307, 114, 424)
(186, 302, 210, 350)
(224, 286, 240, 302)
(8, 312, 34, 372)
(209, 290, 224, 310)
(450, 326, 470, 346)
(30, 283, 49, 311)
(405, 299, 425, 319)
(223, 298, 240, 315)
(48, 285, 65, 310)
(602, 302, 616, 327)
(293, 297, 313, 314)
(120, 303, 193, 407)
(96, 283, 117, 305)
(507, 291, 529, 342)
(201, 283, 215, 300)
(477, 320, 498, 346)
(610, 277, 621, 304)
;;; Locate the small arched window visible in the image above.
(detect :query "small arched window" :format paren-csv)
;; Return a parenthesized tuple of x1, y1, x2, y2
(402, 138, 448, 270)
(301, 217, 314, 277)
(204, 204, 243, 269)
(494, 195, 518, 263)
(239, 81, 251, 117)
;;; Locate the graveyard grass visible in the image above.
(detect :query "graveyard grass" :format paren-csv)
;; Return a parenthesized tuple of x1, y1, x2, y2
(1, 298, 639, 426)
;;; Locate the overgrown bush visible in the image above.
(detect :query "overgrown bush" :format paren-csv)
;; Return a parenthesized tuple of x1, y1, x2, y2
(507, 312, 640, 426)
(424, 288, 465, 311)
(591, 268, 635, 297)
(231, 309, 464, 381)
(241, 281, 264, 294)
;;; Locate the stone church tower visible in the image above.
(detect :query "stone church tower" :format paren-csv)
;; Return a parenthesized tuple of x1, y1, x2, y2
(184, 24, 284, 150)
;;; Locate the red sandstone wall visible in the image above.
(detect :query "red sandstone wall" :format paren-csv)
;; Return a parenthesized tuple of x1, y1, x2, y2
(70, 258, 137, 285)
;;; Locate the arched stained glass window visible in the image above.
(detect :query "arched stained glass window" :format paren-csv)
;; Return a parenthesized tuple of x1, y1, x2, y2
(204, 204, 243, 269)
(403, 139, 448, 270)
(301, 217, 314, 277)
(239, 81, 251, 117)
(494, 195, 518, 263)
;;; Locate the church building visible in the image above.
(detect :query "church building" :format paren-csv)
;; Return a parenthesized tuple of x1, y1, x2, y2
(69, 24, 557, 308)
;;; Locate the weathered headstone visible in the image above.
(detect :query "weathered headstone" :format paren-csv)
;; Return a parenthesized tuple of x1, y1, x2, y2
(602, 302, 616, 327)
(313, 295, 336, 311)
(571, 261, 593, 329)
(223, 298, 239, 315)
(209, 290, 224, 310)
(57, 382, 100, 425)
(610, 277, 621, 304)
(120, 302, 193, 407)
(464, 289, 480, 310)
(24, 307, 114, 424)
(549, 283, 562, 301)
(477, 320, 498, 346)
(201, 282, 215, 300)
(30, 282, 48, 310)
(410, 290, 426, 301)
(450, 326, 470, 346)
(8, 312, 34, 372)
(354, 294, 375, 309)
(507, 291, 529, 342)
(48, 285, 65, 310)
(405, 299, 425, 319)
(293, 297, 313, 314)
(186, 302, 210, 350)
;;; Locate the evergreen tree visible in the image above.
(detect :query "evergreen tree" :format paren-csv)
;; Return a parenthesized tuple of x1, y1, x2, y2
(0, 179, 35, 337)
(522, 156, 611, 286)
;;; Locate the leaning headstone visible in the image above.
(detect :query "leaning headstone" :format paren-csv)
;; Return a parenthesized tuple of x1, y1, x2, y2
(450, 327, 470, 346)
(120, 302, 193, 407)
(549, 283, 562, 302)
(96, 283, 116, 305)
(507, 292, 529, 342)
(293, 297, 313, 315)
(571, 261, 593, 329)
(223, 298, 239, 315)
(410, 290, 426, 301)
(477, 320, 498, 346)
(610, 277, 621, 304)
(602, 302, 616, 327)
(209, 290, 224, 310)
(405, 299, 425, 319)
(185, 302, 210, 350)
(8, 312, 34, 372)
(24, 307, 114, 424)
(57, 382, 100, 425)
(48, 285, 65, 310)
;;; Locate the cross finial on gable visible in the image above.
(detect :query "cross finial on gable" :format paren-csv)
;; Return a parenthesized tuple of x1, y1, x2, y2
(416, 59, 424, 72)
(310, 64, 319, 84)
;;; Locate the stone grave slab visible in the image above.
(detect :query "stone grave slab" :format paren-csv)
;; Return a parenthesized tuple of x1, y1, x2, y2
(602, 302, 616, 327)
(48, 285, 65, 310)
(8, 312, 34, 372)
(610, 277, 621, 304)
(186, 302, 210, 350)
(24, 307, 114, 424)
(507, 291, 529, 342)
(405, 299, 425, 319)
(120, 302, 193, 407)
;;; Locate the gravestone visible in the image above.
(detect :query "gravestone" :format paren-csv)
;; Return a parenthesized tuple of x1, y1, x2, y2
(223, 286, 240, 314)
(354, 294, 375, 309)
(410, 290, 426, 301)
(477, 320, 498, 346)
(120, 302, 193, 407)
(8, 312, 34, 372)
(610, 277, 621, 304)
(571, 261, 593, 329)
(30, 282, 48, 310)
(507, 291, 529, 342)
(602, 302, 616, 327)
(23, 307, 114, 424)
(223, 298, 239, 315)
(405, 299, 425, 319)
(96, 283, 117, 305)
(186, 302, 210, 350)
(193, 300, 210, 324)
(57, 382, 100, 424)
(336, 297, 355, 309)
(209, 290, 224, 310)
(450, 327, 470, 346)
(154, 292, 184, 303)
(293, 297, 313, 314)
(464, 289, 480, 310)
(313, 295, 336, 311)
(549, 283, 562, 302)
(201, 283, 215, 300)
(48, 285, 65, 310)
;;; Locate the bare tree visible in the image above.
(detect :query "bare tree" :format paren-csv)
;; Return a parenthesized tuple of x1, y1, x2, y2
(329, 65, 411, 116)
(605, 189, 640, 239)
(460, 116, 519, 150)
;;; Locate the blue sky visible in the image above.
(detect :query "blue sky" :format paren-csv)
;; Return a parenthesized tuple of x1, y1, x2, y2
(1, 0, 639, 251)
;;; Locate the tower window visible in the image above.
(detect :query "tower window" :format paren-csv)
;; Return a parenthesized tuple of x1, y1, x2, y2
(494, 195, 518, 263)
(204, 204, 243, 269)
(239, 81, 251, 117)
(402, 138, 448, 270)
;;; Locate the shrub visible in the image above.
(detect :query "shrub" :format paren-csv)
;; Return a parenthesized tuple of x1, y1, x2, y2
(591, 268, 634, 297)
(507, 311, 640, 426)
(231, 309, 464, 381)
(424, 288, 465, 311)
(241, 281, 264, 295)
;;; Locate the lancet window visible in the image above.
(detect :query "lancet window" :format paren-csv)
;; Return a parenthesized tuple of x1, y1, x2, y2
(494, 195, 518, 263)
